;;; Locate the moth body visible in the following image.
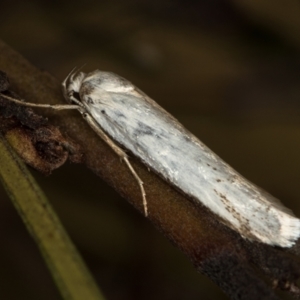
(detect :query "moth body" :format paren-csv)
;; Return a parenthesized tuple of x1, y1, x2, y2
(63, 69, 300, 248)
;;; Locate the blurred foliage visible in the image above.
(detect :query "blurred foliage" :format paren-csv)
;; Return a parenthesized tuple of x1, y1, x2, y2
(0, 0, 300, 299)
(0, 134, 105, 300)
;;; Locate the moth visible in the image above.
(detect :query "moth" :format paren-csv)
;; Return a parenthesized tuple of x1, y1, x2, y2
(2, 69, 300, 248)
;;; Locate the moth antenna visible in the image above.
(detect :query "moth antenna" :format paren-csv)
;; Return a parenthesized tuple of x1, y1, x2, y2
(0, 93, 79, 111)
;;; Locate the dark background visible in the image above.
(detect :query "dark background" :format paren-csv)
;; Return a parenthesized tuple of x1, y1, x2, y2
(0, 0, 300, 299)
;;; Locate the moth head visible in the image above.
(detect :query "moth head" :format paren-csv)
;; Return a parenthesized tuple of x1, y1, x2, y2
(62, 69, 139, 107)
(69, 72, 85, 93)
(62, 69, 86, 105)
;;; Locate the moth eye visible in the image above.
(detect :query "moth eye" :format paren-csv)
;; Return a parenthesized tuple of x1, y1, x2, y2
(101, 110, 105, 114)
(72, 91, 81, 102)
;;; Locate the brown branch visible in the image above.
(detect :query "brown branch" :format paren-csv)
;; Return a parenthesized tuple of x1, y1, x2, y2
(1, 39, 299, 300)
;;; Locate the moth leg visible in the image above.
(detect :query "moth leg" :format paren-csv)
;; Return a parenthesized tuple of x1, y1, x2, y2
(83, 112, 148, 216)
(122, 157, 147, 216)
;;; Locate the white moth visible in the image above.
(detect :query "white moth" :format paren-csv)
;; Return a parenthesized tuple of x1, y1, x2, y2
(2, 69, 300, 248)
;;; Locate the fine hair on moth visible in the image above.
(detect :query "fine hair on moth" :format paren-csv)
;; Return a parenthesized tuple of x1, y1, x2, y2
(1, 68, 300, 248)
